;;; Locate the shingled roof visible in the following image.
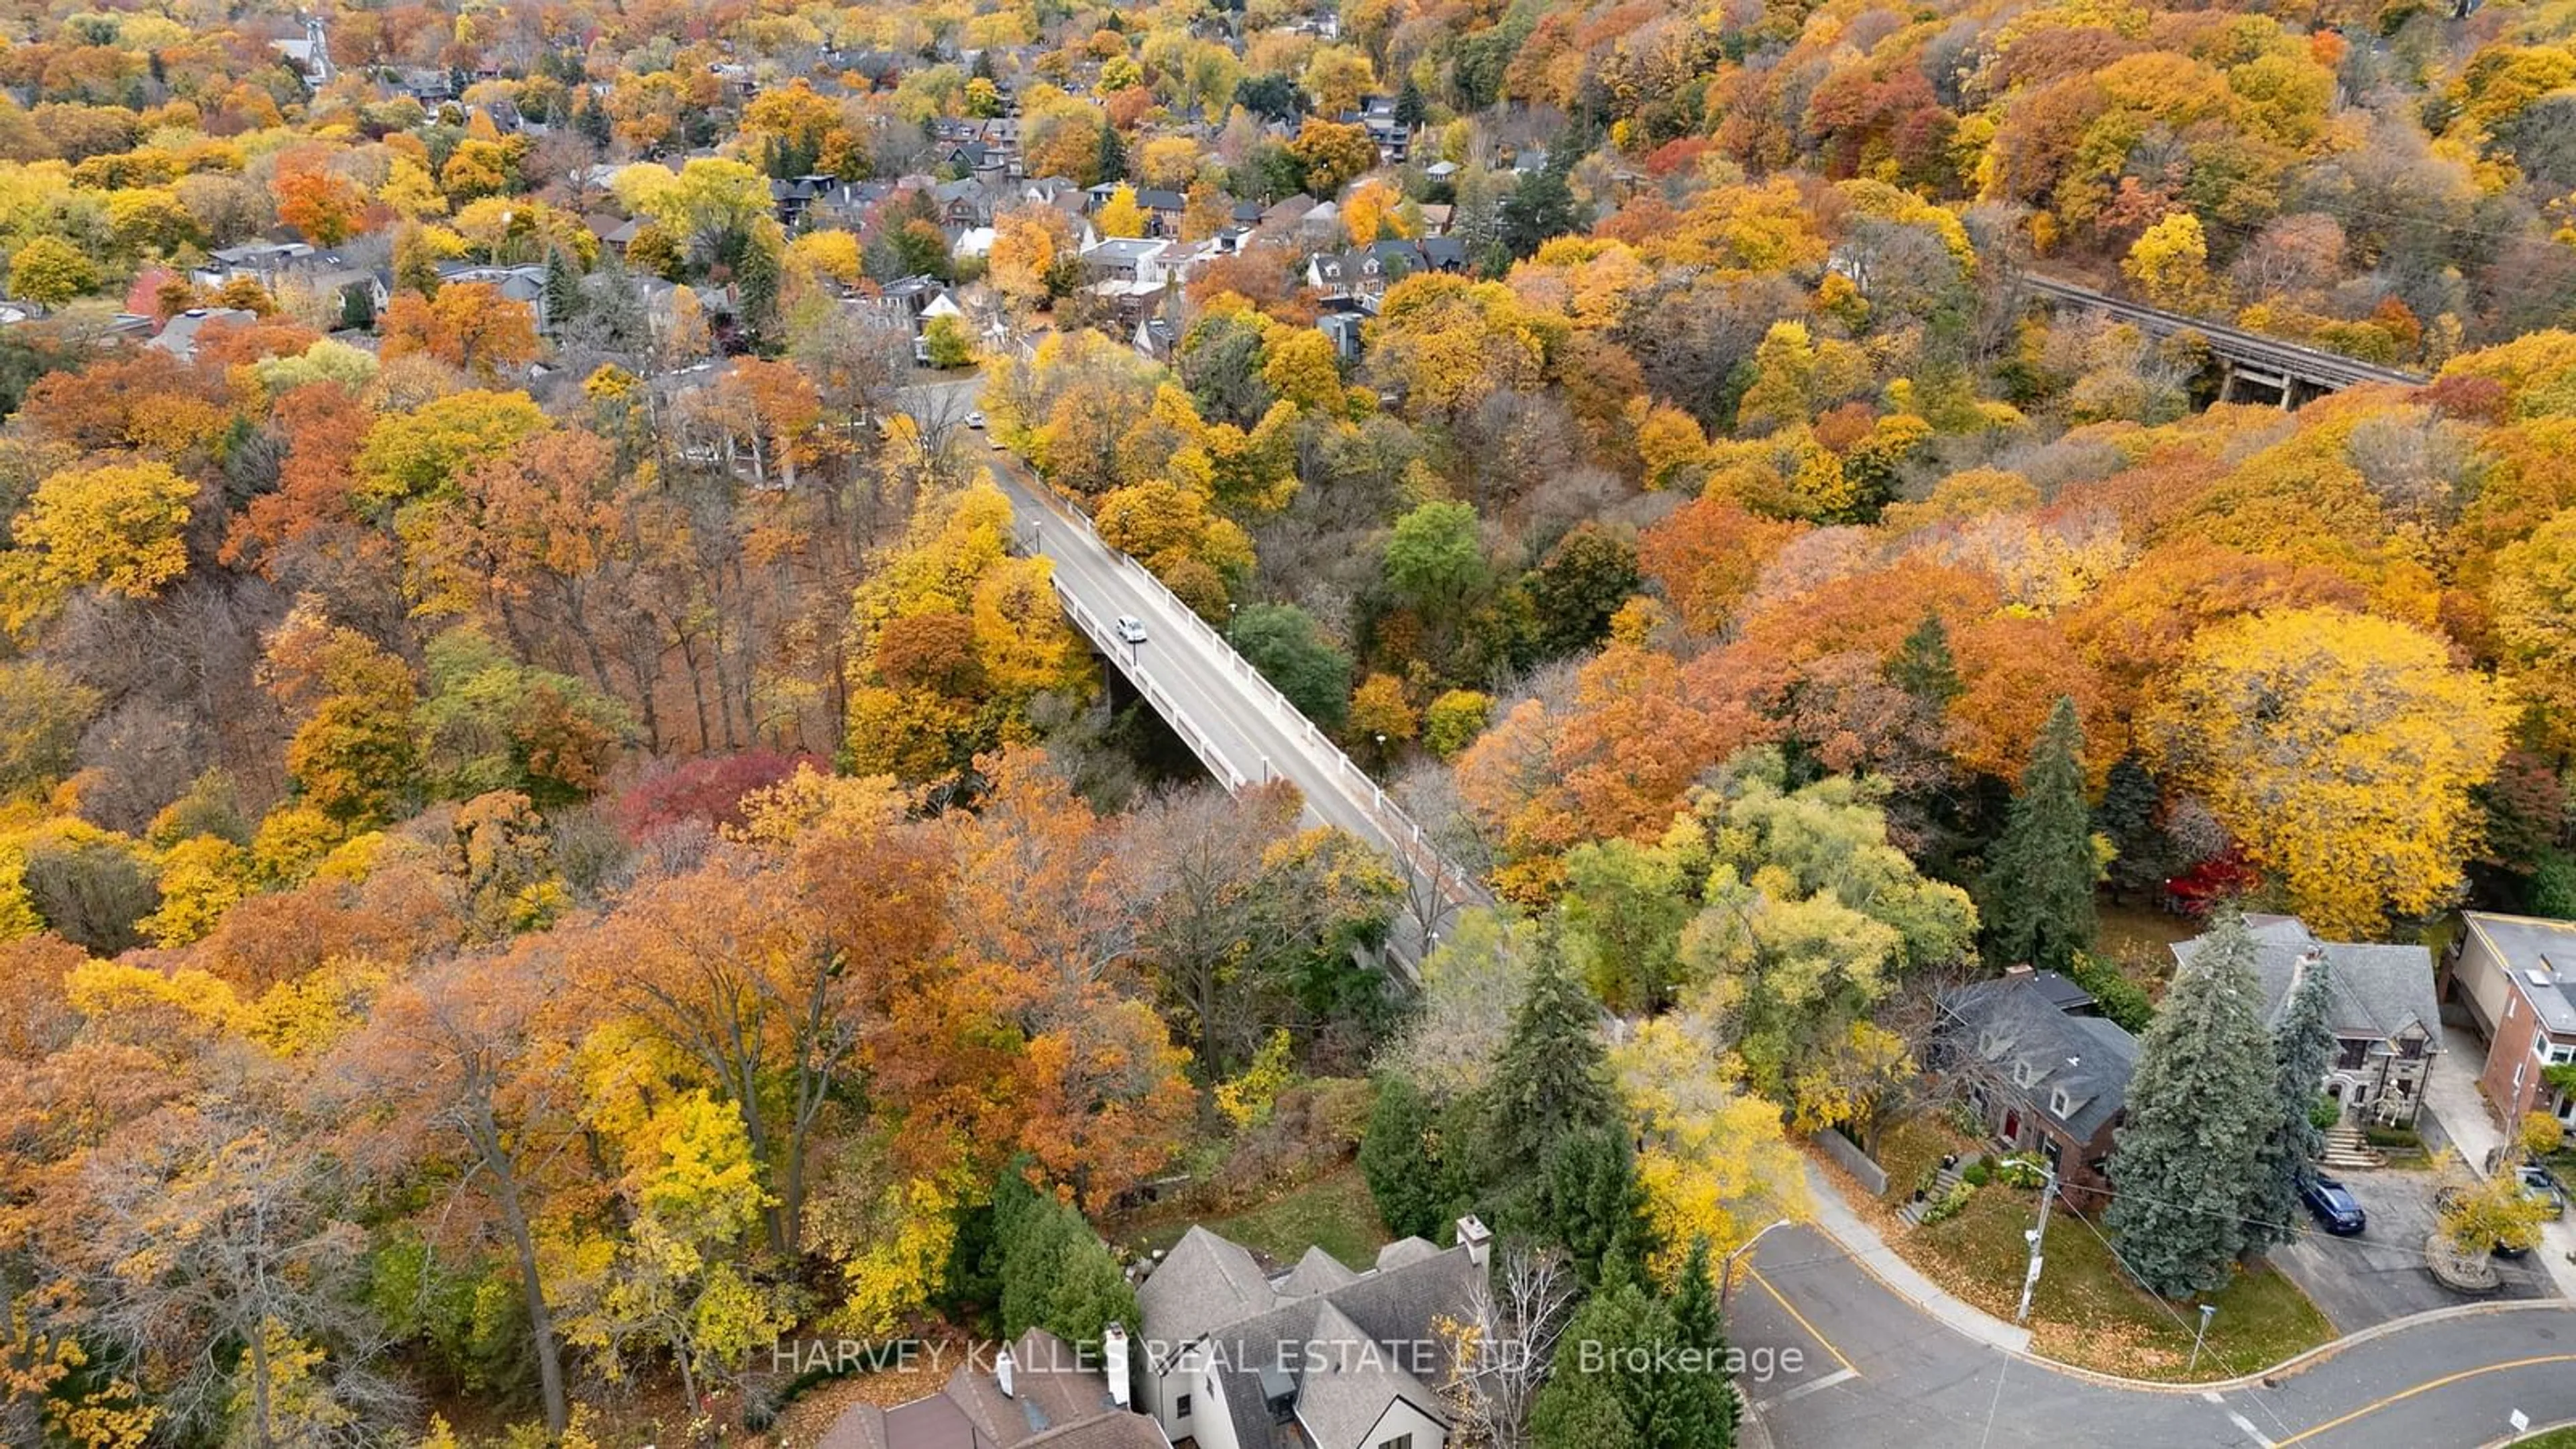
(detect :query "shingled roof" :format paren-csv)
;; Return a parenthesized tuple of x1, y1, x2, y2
(1140, 1226, 1481, 1449)
(2174, 916, 2440, 1045)
(1943, 971, 2139, 1140)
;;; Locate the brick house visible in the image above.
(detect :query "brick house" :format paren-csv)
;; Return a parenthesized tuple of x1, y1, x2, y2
(2444, 911, 2576, 1131)
(1934, 966, 2137, 1211)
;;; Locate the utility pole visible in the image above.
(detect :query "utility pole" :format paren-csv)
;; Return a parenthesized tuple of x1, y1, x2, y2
(2015, 1165, 2056, 1326)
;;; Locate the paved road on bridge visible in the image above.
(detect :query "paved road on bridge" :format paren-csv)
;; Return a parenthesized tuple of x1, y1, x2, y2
(2021, 274, 2428, 396)
(893, 370, 1487, 959)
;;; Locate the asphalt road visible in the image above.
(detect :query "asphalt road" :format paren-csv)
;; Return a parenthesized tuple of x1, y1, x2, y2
(1730, 1224, 2576, 1448)
(894, 370, 1481, 957)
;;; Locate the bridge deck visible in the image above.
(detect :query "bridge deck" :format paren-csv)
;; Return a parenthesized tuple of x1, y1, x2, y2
(991, 465, 1489, 970)
(2022, 274, 2426, 392)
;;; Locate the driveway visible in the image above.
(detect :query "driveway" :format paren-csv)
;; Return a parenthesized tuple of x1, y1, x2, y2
(2423, 1023, 2576, 1298)
(2267, 1168, 2553, 1332)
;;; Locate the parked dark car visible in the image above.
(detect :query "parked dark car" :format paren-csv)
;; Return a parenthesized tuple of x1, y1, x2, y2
(2520, 1163, 2567, 1219)
(2300, 1175, 2367, 1235)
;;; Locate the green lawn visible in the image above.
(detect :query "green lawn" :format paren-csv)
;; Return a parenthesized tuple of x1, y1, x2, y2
(1119, 1163, 1391, 1271)
(2510, 1430, 2576, 1448)
(1876, 1119, 2334, 1382)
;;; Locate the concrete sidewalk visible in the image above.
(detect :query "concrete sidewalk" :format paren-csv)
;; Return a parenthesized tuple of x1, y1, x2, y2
(1797, 1159, 2034, 1354)
(2423, 1025, 2576, 1298)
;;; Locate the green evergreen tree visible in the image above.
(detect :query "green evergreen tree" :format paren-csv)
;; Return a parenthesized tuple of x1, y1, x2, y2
(2245, 952, 2337, 1253)
(1483, 955, 1621, 1174)
(1528, 1275, 1732, 1449)
(2105, 908, 2277, 1297)
(1658, 1227, 1741, 1444)
(1360, 1075, 1452, 1242)
(2094, 754, 2165, 897)
(735, 234, 782, 350)
(1982, 696, 2098, 973)
(1095, 122, 1126, 184)
(1527, 1126, 1655, 1285)
(996, 1190, 1136, 1352)
(577, 91, 612, 148)
(1395, 76, 1427, 129)
(1885, 611, 1962, 707)
(542, 248, 582, 331)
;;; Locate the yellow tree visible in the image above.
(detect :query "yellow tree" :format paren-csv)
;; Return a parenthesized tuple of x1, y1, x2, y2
(2142, 608, 2510, 936)
(1342, 178, 1411, 242)
(11, 460, 197, 599)
(2124, 212, 2214, 312)
(2488, 506, 2576, 753)
(987, 207, 1067, 314)
(1261, 327, 1347, 417)
(1365, 274, 1557, 423)
(1094, 185, 1146, 239)
(1610, 1014, 1806, 1283)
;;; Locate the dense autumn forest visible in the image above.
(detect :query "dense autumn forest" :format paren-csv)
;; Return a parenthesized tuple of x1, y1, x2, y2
(2, 0, 2575, 1440)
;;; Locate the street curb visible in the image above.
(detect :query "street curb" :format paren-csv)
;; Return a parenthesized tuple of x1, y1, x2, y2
(1799, 1154, 2571, 1395)
(2481, 1417, 2576, 1447)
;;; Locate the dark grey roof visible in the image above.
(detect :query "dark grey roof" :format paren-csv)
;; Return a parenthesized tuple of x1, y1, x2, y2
(2025, 969, 2096, 1014)
(1419, 237, 1466, 270)
(823, 1328, 1146, 1449)
(1134, 189, 1186, 212)
(2176, 918, 2440, 1043)
(1293, 1302, 1442, 1449)
(1944, 973, 2138, 1140)
(1142, 1226, 1477, 1449)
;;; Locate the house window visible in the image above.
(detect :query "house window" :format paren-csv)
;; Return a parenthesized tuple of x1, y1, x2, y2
(2337, 1039, 2370, 1071)
(1175, 1395, 1191, 1420)
(2399, 1036, 2426, 1061)
(1379, 1436, 1413, 1449)
(2048, 1087, 2072, 1119)
(2012, 1060, 2037, 1089)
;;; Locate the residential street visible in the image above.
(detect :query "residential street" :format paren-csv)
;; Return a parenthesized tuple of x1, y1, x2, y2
(1731, 1222, 2576, 1448)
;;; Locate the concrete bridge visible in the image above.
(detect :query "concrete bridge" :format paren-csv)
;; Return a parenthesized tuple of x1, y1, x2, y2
(989, 466, 1491, 976)
(2020, 273, 2427, 407)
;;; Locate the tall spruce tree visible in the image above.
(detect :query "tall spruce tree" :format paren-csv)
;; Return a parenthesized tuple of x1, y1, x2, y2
(1886, 611, 1963, 707)
(1527, 1125, 1656, 1285)
(1527, 1274, 1733, 1449)
(542, 248, 582, 330)
(1983, 696, 2098, 973)
(1095, 123, 1126, 183)
(2094, 754, 2165, 898)
(1360, 1075, 1454, 1241)
(2244, 953, 2337, 1253)
(1485, 955, 1621, 1173)
(1668, 1238, 1739, 1441)
(2105, 908, 2277, 1296)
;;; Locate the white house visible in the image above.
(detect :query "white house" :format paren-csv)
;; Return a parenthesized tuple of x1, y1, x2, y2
(1131, 1217, 1486, 1449)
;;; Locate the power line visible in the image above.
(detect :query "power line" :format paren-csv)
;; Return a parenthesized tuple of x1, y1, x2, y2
(2045, 1183, 2297, 1438)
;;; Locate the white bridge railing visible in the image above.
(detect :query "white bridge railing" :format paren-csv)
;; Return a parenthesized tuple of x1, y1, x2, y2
(1004, 477, 1493, 954)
